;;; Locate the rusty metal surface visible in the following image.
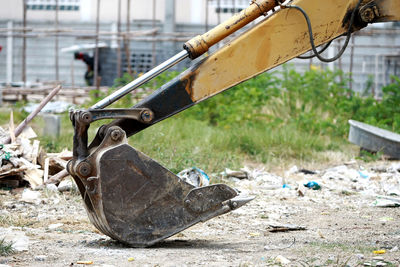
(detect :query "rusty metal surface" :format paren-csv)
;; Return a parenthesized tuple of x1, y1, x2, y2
(374, 0, 400, 22)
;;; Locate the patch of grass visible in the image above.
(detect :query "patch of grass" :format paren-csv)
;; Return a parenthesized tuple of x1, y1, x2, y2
(0, 239, 14, 256)
(307, 241, 375, 254)
(356, 149, 384, 162)
(130, 116, 242, 174)
(0, 214, 38, 228)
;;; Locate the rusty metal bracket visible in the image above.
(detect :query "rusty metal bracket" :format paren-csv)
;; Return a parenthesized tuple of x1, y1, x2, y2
(68, 108, 154, 177)
(73, 108, 154, 126)
(359, 1, 380, 23)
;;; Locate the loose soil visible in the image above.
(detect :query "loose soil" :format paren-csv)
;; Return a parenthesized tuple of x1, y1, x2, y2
(0, 160, 399, 267)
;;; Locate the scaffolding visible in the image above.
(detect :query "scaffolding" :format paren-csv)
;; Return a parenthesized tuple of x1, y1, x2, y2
(0, 0, 220, 103)
(1, 1, 218, 89)
(0, 0, 399, 103)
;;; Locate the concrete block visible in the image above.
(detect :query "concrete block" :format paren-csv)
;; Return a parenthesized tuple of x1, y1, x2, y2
(42, 114, 61, 138)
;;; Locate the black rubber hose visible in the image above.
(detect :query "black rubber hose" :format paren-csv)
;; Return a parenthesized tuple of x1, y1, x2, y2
(285, 0, 363, 63)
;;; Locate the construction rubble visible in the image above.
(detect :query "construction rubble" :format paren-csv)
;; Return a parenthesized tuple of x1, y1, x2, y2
(0, 153, 399, 265)
(0, 126, 73, 192)
(222, 161, 400, 208)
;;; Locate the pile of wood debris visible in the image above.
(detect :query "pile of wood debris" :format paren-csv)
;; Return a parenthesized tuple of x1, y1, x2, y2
(0, 125, 72, 190)
(0, 85, 74, 191)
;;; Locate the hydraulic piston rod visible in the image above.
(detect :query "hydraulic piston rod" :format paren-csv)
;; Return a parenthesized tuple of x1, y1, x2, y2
(91, 0, 277, 110)
(91, 50, 188, 109)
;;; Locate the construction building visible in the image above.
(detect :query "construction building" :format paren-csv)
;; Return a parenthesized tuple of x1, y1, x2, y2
(0, 0, 399, 96)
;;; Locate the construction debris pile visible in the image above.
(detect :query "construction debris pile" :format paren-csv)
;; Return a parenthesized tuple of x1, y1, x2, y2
(0, 126, 73, 192)
(223, 161, 400, 207)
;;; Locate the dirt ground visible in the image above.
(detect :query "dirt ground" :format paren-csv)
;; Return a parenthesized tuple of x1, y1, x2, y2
(0, 160, 400, 267)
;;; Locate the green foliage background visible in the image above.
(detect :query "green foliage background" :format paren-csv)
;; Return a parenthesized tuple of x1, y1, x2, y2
(4, 66, 400, 174)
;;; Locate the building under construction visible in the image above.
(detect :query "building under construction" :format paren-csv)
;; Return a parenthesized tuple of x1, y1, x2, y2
(0, 0, 399, 96)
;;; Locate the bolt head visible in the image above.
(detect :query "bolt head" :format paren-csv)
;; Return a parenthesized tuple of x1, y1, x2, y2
(80, 112, 92, 124)
(360, 7, 375, 23)
(141, 110, 154, 123)
(77, 162, 92, 177)
(110, 129, 122, 141)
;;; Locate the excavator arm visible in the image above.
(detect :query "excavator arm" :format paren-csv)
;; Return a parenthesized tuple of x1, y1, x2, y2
(68, 0, 400, 247)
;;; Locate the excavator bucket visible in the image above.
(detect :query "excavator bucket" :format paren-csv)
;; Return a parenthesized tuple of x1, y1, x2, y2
(69, 125, 253, 247)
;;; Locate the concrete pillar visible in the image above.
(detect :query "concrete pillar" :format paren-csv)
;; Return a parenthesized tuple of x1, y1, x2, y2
(327, 42, 335, 71)
(80, 0, 92, 22)
(6, 21, 13, 85)
(190, 0, 202, 24)
(163, 0, 176, 59)
(111, 22, 118, 49)
(42, 114, 61, 138)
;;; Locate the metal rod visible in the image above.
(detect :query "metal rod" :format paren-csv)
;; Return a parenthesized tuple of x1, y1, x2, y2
(337, 39, 343, 83)
(205, 0, 209, 32)
(91, 50, 188, 109)
(117, 0, 122, 78)
(349, 35, 355, 91)
(152, 0, 157, 67)
(55, 0, 59, 82)
(217, 0, 221, 24)
(22, 0, 27, 86)
(125, 0, 132, 76)
(6, 21, 13, 86)
(94, 0, 101, 89)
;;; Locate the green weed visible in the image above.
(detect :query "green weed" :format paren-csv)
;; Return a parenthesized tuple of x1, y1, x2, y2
(357, 149, 384, 162)
(0, 239, 14, 256)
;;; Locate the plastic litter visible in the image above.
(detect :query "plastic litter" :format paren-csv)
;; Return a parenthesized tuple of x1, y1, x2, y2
(372, 199, 400, 208)
(304, 181, 321, 190)
(299, 169, 317, 175)
(373, 250, 386, 254)
(34, 255, 47, 261)
(275, 255, 291, 265)
(21, 189, 42, 204)
(222, 168, 248, 179)
(358, 170, 369, 179)
(48, 223, 64, 230)
(379, 217, 394, 222)
(177, 167, 210, 187)
(285, 165, 298, 177)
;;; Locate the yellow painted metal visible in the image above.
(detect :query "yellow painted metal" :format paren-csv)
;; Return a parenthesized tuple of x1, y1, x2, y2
(180, 0, 364, 102)
(184, 0, 278, 59)
(375, 0, 400, 22)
